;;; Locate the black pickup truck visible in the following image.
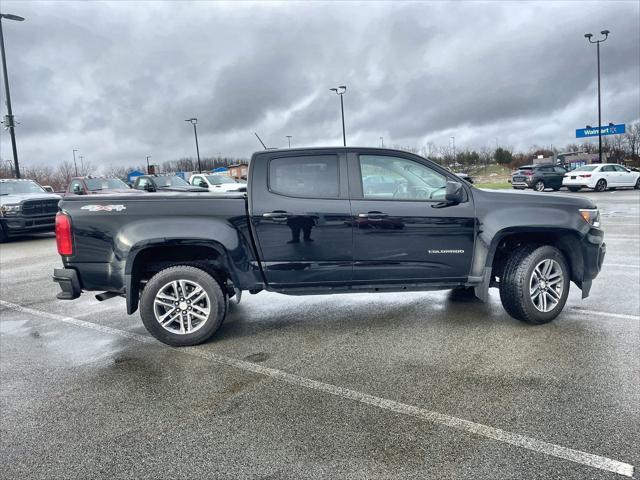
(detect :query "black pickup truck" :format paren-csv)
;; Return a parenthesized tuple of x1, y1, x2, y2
(53, 147, 606, 346)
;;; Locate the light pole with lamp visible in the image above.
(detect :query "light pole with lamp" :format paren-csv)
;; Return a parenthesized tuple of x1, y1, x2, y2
(286, 135, 292, 148)
(329, 85, 347, 146)
(584, 30, 610, 163)
(0, 12, 25, 178)
(185, 118, 202, 173)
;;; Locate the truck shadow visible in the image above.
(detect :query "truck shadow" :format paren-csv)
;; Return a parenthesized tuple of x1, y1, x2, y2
(214, 292, 506, 343)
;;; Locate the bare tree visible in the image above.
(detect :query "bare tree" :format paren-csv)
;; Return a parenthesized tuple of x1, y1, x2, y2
(625, 122, 640, 161)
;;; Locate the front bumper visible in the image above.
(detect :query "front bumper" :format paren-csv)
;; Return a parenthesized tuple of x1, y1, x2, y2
(53, 268, 82, 300)
(0, 214, 56, 235)
(579, 228, 606, 298)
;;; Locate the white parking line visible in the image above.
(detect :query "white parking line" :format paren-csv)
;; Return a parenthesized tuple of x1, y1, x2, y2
(604, 263, 640, 269)
(0, 300, 634, 477)
(567, 309, 639, 321)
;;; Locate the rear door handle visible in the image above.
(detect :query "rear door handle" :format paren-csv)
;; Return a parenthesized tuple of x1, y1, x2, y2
(358, 212, 388, 219)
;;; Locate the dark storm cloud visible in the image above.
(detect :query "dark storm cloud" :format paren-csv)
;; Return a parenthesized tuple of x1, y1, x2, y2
(0, 1, 638, 168)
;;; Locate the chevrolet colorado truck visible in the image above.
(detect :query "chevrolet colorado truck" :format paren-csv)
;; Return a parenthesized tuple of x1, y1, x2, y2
(1, 179, 61, 242)
(53, 147, 606, 346)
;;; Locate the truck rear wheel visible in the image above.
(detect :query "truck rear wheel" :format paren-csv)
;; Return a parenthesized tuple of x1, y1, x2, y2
(499, 245, 570, 324)
(139, 265, 227, 346)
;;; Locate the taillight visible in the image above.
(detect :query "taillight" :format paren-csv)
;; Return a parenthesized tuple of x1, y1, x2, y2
(56, 212, 73, 256)
(579, 174, 592, 178)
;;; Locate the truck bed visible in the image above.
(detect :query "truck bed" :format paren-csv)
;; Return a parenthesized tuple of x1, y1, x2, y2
(59, 192, 259, 294)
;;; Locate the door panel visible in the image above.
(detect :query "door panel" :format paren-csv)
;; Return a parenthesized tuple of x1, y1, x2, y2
(249, 151, 352, 286)
(349, 153, 475, 283)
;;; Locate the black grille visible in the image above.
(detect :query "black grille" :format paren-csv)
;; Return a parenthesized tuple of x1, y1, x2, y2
(22, 199, 59, 217)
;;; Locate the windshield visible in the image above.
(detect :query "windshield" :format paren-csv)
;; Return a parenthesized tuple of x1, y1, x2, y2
(155, 175, 189, 187)
(518, 166, 534, 171)
(85, 178, 129, 191)
(573, 165, 599, 172)
(0, 180, 46, 195)
(206, 175, 238, 185)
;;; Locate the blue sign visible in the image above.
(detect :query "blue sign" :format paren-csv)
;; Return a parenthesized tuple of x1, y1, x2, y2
(576, 124, 626, 138)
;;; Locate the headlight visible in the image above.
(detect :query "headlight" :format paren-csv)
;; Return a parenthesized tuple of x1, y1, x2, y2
(0, 204, 21, 216)
(579, 208, 600, 228)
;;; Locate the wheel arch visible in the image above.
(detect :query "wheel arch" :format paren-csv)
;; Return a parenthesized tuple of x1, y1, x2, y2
(125, 239, 237, 314)
(486, 228, 585, 288)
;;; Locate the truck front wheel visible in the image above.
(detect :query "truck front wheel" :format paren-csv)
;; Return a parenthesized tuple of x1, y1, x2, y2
(499, 245, 570, 324)
(140, 265, 227, 346)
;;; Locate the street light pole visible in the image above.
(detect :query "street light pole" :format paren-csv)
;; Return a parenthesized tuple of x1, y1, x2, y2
(80, 155, 84, 174)
(185, 118, 202, 173)
(72, 149, 78, 176)
(286, 135, 292, 148)
(450, 136, 456, 164)
(146, 155, 151, 174)
(585, 30, 610, 163)
(380, 137, 384, 147)
(330, 85, 347, 146)
(0, 13, 25, 179)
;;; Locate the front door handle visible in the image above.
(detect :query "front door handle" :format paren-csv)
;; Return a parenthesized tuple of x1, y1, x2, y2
(358, 212, 388, 219)
(263, 211, 290, 220)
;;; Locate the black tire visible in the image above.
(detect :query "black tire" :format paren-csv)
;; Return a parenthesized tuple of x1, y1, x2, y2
(499, 245, 570, 324)
(634, 177, 640, 190)
(595, 179, 607, 192)
(533, 180, 545, 192)
(139, 265, 227, 346)
(568, 187, 581, 192)
(0, 225, 6, 243)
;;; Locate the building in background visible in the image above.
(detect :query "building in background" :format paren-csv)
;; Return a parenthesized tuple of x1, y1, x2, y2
(228, 163, 249, 180)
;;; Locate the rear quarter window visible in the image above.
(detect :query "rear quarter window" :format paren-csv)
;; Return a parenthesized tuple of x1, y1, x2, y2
(269, 155, 339, 198)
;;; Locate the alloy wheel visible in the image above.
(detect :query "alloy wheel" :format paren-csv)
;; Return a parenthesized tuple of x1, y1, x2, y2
(534, 181, 545, 192)
(529, 259, 564, 312)
(153, 279, 211, 334)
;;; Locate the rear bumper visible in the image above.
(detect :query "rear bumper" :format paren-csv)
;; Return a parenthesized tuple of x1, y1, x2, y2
(53, 268, 82, 300)
(563, 178, 595, 188)
(0, 215, 55, 235)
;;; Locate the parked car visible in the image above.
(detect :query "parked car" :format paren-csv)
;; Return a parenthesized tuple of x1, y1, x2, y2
(132, 174, 208, 192)
(189, 173, 246, 193)
(454, 172, 474, 184)
(65, 176, 144, 196)
(54, 147, 605, 346)
(0, 179, 61, 242)
(562, 163, 640, 192)
(511, 164, 567, 191)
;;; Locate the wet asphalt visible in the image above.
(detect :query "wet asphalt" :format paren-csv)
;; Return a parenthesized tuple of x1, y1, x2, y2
(0, 188, 638, 479)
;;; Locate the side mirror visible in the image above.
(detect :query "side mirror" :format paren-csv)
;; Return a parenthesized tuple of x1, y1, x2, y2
(444, 181, 464, 204)
(143, 183, 155, 192)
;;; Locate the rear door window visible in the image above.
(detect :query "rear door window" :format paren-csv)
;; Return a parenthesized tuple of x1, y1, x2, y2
(269, 155, 339, 198)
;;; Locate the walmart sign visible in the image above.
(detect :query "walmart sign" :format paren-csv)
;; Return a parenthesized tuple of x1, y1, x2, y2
(576, 124, 626, 138)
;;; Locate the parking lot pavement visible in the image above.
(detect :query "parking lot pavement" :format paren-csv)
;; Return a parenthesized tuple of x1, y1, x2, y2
(1, 190, 638, 479)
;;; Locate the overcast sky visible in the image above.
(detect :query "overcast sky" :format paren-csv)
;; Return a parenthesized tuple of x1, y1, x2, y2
(1, 0, 639, 169)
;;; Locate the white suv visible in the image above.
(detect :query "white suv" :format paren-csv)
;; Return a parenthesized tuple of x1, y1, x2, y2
(562, 163, 640, 192)
(189, 174, 246, 193)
